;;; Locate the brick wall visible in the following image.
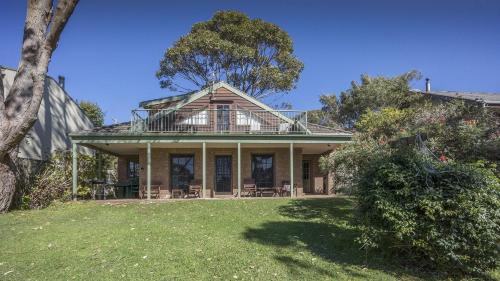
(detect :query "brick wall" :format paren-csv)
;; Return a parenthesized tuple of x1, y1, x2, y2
(135, 146, 330, 198)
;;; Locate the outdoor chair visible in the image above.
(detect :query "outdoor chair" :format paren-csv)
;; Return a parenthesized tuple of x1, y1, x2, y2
(280, 181, 297, 197)
(139, 183, 161, 199)
(243, 178, 257, 197)
(188, 179, 202, 198)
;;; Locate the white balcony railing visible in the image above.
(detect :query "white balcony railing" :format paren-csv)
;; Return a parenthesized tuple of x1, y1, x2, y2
(130, 108, 309, 134)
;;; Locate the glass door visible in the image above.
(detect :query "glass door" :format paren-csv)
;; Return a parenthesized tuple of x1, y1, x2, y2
(216, 104, 230, 132)
(302, 160, 311, 193)
(215, 155, 232, 193)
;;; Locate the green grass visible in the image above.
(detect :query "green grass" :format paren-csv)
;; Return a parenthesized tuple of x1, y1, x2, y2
(0, 197, 495, 280)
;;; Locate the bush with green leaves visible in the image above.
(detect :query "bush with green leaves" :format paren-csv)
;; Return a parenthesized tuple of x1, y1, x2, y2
(356, 149, 499, 275)
(24, 150, 111, 209)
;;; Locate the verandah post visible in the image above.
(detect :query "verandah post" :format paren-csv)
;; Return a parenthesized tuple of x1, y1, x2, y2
(237, 142, 241, 198)
(202, 142, 206, 198)
(72, 142, 78, 201)
(147, 142, 151, 200)
(290, 142, 294, 197)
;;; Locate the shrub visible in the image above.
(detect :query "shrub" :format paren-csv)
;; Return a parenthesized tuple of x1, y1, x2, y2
(25, 150, 109, 209)
(357, 149, 499, 275)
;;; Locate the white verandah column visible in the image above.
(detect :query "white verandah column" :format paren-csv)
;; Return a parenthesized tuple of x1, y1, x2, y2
(290, 142, 294, 197)
(237, 142, 241, 198)
(72, 142, 78, 201)
(202, 142, 206, 198)
(147, 142, 151, 200)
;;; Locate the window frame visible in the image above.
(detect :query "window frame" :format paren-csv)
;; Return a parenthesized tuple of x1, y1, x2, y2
(251, 154, 275, 188)
(127, 160, 140, 179)
(170, 154, 195, 191)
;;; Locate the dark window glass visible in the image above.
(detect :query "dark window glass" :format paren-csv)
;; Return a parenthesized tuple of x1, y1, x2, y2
(128, 161, 139, 179)
(170, 155, 194, 190)
(302, 161, 310, 181)
(215, 156, 232, 192)
(251, 155, 274, 187)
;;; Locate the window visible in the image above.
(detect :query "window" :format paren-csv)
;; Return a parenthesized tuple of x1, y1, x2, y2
(251, 154, 274, 187)
(128, 161, 139, 179)
(170, 155, 194, 190)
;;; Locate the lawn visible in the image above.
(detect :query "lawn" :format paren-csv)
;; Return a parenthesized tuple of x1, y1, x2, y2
(0, 197, 491, 280)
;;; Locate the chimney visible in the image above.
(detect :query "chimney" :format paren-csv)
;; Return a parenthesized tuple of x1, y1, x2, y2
(58, 75, 65, 90)
(425, 78, 431, 92)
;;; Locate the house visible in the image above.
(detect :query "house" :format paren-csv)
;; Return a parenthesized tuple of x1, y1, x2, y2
(412, 78, 500, 114)
(69, 82, 352, 199)
(1, 66, 94, 164)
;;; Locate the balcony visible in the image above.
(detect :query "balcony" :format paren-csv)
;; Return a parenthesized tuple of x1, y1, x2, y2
(130, 108, 309, 134)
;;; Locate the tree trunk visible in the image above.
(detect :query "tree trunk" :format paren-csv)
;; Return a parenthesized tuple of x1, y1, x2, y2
(0, 0, 79, 212)
(0, 153, 17, 212)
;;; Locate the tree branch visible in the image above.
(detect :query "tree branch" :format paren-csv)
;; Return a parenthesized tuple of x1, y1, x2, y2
(45, 0, 79, 50)
(0, 0, 78, 159)
(0, 67, 5, 111)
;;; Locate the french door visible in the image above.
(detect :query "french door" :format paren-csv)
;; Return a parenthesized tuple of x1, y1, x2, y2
(302, 160, 311, 193)
(215, 156, 232, 193)
(216, 104, 230, 132)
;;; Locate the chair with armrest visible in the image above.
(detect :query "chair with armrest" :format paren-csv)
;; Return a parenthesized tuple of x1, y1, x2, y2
(188, 179, 202, 198)
(243, 178, 257, 197)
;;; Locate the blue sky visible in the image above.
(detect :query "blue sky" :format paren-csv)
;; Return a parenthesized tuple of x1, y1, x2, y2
(2, 0, 499, 124)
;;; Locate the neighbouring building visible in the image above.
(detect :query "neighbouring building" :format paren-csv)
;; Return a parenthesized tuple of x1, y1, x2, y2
(412, 78, 500, 114)
(70, 81, 352, 199)
(1, 66, 94, 162)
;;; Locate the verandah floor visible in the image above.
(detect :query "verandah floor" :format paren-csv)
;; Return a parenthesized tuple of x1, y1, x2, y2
(1, 197, 488, 280)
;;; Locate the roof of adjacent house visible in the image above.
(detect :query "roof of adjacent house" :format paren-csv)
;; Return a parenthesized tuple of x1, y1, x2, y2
(139, 92, 196, 108)
(411, 89, 500, 106)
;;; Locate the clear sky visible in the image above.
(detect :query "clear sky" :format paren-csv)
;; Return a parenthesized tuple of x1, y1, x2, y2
(2, 0, 499, 124)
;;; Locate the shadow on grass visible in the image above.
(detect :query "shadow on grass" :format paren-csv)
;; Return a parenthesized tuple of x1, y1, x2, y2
(243, 198, 431, 279)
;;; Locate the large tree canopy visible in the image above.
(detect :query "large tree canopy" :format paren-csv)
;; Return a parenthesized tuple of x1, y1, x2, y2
(313, 71, 422, 128)
(157, 10, 304, 99)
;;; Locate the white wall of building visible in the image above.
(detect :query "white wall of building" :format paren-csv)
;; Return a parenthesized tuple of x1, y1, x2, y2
(1, 67, 94, 160)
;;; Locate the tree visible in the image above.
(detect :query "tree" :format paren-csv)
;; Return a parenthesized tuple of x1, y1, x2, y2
(79, 101, 104, 127)
(157, 10, 304, 99)
(0, 0, 79, 213)
(307, 95, 341, 128)
(317, 71, 422, 128)
(319, 71, 500, 276)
